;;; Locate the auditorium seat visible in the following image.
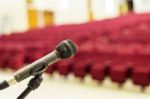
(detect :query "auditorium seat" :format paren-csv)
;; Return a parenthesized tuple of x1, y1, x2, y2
(132, 67, 150, 87)
(0, 44, 13, 68)
(24, 43, 44, 63)
(72, 62, 91, 78)
(110, 65, 132, 85)
(0, 45, 6, 67)
(90, 63, 108, 81)
(0, 13, 150, 88)
(45, 64, 57, 74)
(57, 60, 73, 76)
(7, 45, 25, 70)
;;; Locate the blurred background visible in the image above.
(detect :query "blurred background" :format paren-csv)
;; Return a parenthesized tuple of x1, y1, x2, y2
(1, 0, 150, 34)
(0, 0, 150, 99)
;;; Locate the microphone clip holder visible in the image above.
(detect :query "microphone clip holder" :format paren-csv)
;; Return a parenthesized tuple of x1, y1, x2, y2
(15, 62, 48, 99)
(17, 73, 43, 99)
(30, 62, 48, 76)
(16, 62, 48, 99)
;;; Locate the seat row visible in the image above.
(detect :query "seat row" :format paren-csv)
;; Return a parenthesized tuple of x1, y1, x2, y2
(0, 13, 150, 88)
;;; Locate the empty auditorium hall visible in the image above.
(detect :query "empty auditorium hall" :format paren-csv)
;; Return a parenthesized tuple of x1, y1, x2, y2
(0, 0, 150, 99)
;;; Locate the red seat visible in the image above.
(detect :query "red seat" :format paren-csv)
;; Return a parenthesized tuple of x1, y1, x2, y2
(24, 43, 44, 63)
(110, 65, 132, 84)
(8, 45, 25, 70)
(57, 60, 73, 76)
(132, 67, 150, 87)
(0, 45, 6, 67)
(72, 62, 91, 78)
(90, 63, 108, 81)
(45, 64, 57, 74)
(0, 45, 12, 68)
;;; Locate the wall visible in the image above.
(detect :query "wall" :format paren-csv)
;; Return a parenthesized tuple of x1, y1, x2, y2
(92, 0, 123, 20)
(133, 0, 150, 13)
(0, 0, 28, 35)
(0, 0, 150, 34)
(33, 0, 123, 24)
(54, 0, 89, 24)
(33, 0, 89, 25)
(0, 0, 126, 34)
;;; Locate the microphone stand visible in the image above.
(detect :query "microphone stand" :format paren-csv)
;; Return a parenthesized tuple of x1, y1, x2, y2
(17, 73, 43, 99)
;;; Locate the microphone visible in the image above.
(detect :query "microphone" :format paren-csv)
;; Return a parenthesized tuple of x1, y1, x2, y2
(0, 39, 77, 90)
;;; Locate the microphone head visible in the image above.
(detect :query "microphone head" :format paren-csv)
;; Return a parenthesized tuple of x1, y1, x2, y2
(55, 39, 77, 59)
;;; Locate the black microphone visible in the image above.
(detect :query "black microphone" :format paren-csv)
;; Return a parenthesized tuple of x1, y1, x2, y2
(0, 39, 77, 90)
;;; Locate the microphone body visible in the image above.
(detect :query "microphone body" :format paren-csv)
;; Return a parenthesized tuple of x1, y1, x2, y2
(14, 50, 60, 83)
(3, 50, 60, 88)
(0, 39, 77, 90)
